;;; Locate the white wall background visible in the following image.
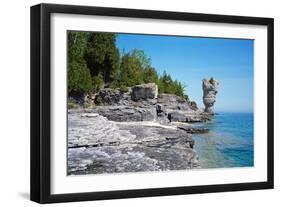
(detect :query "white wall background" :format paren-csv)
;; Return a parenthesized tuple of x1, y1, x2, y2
(0, 0, 279, 206)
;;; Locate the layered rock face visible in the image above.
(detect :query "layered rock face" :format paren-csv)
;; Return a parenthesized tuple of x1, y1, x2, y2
(93, 106, 157, 122)
(158, 94, 209, 123)
(94, 88, 132, 106)
(92, 83, 158, 122)
(70, 82, 212, 123)
(91, 84, 208, 123)
(68, 82, 214, 175)
(157, 93, 191, 111)
(202, 78, 219, 114)
(85, 82, 211, 123)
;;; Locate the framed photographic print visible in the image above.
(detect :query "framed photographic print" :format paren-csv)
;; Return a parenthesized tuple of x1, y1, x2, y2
(30, 3, 274, 203)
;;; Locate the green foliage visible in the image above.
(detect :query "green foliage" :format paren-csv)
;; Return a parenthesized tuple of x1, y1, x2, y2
(68, 31, 88, 61)
(67, 31, 92, 95)
(119, 85, 129, 93)
(118, 50, 145, 86)
(68, 60, 93, 94)
(85, 33, 120, 84)
(143, 67, 158, 84)
(67, 31, 189, 100)
(157, 71, 188, 100)
(116, 49, 159, 88)
(209, 77, 216, 86)
(92, 73, 104, 93)
(182, 94, 189, 101)
(131, 49, 151, 69)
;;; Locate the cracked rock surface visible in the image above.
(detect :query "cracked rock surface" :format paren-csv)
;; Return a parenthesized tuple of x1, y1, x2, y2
(68, 111, 199, 175)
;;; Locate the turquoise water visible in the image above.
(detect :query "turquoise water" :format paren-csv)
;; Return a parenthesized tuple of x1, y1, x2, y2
(193, 112, 254, 168)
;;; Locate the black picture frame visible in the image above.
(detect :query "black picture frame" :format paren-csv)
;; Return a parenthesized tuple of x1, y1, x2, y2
(30, 3, 274, 204)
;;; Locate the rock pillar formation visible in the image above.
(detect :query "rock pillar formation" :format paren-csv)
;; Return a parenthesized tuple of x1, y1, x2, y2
(202, 78, 219, 114)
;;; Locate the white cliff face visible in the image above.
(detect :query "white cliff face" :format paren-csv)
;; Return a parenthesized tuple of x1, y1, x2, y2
(202, 78, 219, 114)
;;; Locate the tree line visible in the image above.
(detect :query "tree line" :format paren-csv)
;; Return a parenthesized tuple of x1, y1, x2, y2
(67, 31, 188, 100)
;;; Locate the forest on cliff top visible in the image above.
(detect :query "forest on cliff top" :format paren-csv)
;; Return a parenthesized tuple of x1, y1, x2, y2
(67, 31, 188, 100)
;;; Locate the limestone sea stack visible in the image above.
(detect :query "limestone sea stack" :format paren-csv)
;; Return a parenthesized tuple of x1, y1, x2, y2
(202, 77, 219, 114)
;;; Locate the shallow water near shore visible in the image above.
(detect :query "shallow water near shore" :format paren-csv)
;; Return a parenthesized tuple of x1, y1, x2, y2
(193, 112, 254, 168)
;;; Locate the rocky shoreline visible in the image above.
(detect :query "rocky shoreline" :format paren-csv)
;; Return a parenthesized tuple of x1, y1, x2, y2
(68, 111, 207, 174)
(68, 80, 218, 175)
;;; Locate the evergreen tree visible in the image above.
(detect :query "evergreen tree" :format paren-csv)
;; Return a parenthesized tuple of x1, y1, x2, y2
(67, 31, 92, 95)
(157, 71, 188, 100)
(92, 73, 104, 93)
(143, 67, 158, 84)
(119, 52, 143, 86)
(85, 33, 120, 84)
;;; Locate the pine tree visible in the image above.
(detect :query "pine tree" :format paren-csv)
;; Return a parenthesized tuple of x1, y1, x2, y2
(67, 31, 92, 95)
(85, 33, 120, 84)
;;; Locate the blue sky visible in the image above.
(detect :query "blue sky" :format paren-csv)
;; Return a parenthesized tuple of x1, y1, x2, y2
(116, 34, 254, 113)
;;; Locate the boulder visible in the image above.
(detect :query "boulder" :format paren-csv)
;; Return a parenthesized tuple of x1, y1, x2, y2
(167, 111, 187, 122)
(131, 83, 158, 101)
(94, 88, 124, 105)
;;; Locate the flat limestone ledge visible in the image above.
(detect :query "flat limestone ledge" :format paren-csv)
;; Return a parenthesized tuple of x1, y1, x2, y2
(92, 105, 157, 122)
(167, 110, 211, 123)
(67, 111, 200, 175)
